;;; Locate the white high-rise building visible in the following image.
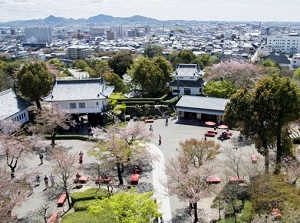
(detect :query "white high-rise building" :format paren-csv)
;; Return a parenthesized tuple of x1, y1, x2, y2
(266, 33, 300, 54)
(24, 27, 52, 43)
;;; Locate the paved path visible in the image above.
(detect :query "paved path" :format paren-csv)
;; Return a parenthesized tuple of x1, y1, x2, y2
(10, 118, 260, 222)
(148, 143, 172, 222)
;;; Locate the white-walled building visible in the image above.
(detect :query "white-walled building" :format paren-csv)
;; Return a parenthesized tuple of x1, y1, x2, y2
(169, 64, 205, 96)
(67, 45, 92, 60)
(24, 27, 52, 43)
(0, 89, 30, 125)
(43, 78, 114, 126)
(266, 33, 300, 54)
(292, 53, 300, 68)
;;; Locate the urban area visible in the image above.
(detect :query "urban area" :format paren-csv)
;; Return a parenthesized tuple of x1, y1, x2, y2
(1, 14, 300, 223)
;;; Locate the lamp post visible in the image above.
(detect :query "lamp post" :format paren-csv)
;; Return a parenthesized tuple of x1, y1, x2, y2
(177, 73, 179, 101)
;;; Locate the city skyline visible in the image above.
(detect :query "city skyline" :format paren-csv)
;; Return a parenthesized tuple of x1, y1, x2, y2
(1, 0, 300, 23)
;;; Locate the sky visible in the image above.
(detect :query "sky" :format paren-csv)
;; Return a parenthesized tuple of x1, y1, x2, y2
(1, 0, 300, 23)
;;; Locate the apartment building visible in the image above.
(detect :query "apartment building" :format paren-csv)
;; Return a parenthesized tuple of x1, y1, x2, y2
(67, 45, 92, 60)
(267, 33, 300, 54)
(24, 27, 52, 43)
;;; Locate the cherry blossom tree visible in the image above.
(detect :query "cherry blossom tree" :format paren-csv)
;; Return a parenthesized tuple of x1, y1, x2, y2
(51, 146, 78, 210)
(0, 167, 29, 222)
(90, 122, 153, 185)
(29, 104, 75, 146)
(206, 61, 265, 89)
(165, 138, 221, 223)
(0, 120, 42, 178)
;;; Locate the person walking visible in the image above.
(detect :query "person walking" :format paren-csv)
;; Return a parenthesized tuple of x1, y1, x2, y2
(44, 175, 49, 189)
(39, 153, 44, 165)
(49, 174, 55, 187)
(165, 116, 168, 126)
(78, 151, 83, 168)
(158, 134, 162, 146)
(149, 125, 153, 132)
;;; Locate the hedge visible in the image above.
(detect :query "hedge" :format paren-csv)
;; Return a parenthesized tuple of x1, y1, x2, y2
(44, 135, 98, 142)
(61, 211, 101, 223)
(240, 201, 254, 222)
(73, 199, 100, 212)
(70, 188, 107, 205)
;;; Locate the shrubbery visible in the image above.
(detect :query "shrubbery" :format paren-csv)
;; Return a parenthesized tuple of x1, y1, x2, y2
(70, 188, 107, 205)
(73, 199, 100, 212)
(61, 210, 101, 223)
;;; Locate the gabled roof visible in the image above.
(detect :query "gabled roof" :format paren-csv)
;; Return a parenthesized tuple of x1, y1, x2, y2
(169, 78, 205, 88)
(267, 51, 290, 64)
(176, 95, 229, 112)
(171, 63, 204, 77)
(43, 78, 114, 102)
(0, 89, 31, 120)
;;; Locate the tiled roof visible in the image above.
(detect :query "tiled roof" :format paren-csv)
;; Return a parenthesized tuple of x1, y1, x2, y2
(176, 64, 200, 77)
(0, 89, 31, 120)
(169, 78, 205, 88)
(43, 78, 114, 102)
(176, 95, 229, 111)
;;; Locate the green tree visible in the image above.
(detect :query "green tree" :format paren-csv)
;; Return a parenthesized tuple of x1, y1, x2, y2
(17, 62, 53, 109)
(0, 69, 12, 91)
(171, 49, 196, 68)
(103, 72, 128, 93)
(204, 80, 236, 98)
(89, 189, 161, 223)
(127, 56, 172, 97)
(74, 59, 89, 71)
(293, 67, 300, 80)
(108, 51, 133, 78)
(89, 59, 111, 78)
(192, 54, 217, 69)
(224, 75, 300, 174)
(143, 43, 163, 59)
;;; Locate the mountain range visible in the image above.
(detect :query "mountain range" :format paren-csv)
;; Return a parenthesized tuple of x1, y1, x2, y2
(0, 14, 192, 27)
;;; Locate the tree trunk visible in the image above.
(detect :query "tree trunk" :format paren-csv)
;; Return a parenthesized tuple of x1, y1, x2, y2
(51, 132, 57, 147)
(193, 202, 198, 223)
(36, 98, 42, 110)
(65, 186, 72, 210)
(274, 134, 282, 175)
(116, 163, 123, 185)
(263, 140, 269, 173)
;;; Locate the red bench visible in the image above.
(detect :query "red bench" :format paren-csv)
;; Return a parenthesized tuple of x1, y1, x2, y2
(207, 130, 218, 135)
(57, 194, 66, 206)
(74, 176, 89, 183)
(229, 177, 244, 183)
(144, 119, 154, 123)
(131, 174, 140, 185)
(251, 155, 257, 163)
(206, 177, 221, 184)
(204, 131, 215, 137)
(95, 176, 111, 184)
(47, 212, 59, 223)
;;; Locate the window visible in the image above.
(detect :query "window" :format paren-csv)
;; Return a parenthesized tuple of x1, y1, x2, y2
(70, 103, 76, 109)
(184, 88, 191, 95)
(79, 102, 85, 108)
(96, 102, 99, 108)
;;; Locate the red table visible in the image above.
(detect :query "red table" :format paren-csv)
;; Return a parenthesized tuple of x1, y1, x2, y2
(131, 174, 140, 185)
(206, 177, 221, 184)
(229, 177, 244, 183)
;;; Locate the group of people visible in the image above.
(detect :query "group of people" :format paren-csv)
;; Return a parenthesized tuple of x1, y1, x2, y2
(34, 174, 56, 190)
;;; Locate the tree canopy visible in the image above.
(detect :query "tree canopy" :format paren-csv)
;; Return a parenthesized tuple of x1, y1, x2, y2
(127, 56, 173, 97)
(204, 80, 236, 98)
(206, 61, 265, 89)
(17, 62, 54, 109)
(88, 189, 160, 223)
(143, 43, 163, 59)
(108, 51, 133, 78)
(224, 75, 300, 174)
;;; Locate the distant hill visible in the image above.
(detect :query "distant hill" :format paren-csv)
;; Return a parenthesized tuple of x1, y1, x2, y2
(0, 14, 161, 27)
